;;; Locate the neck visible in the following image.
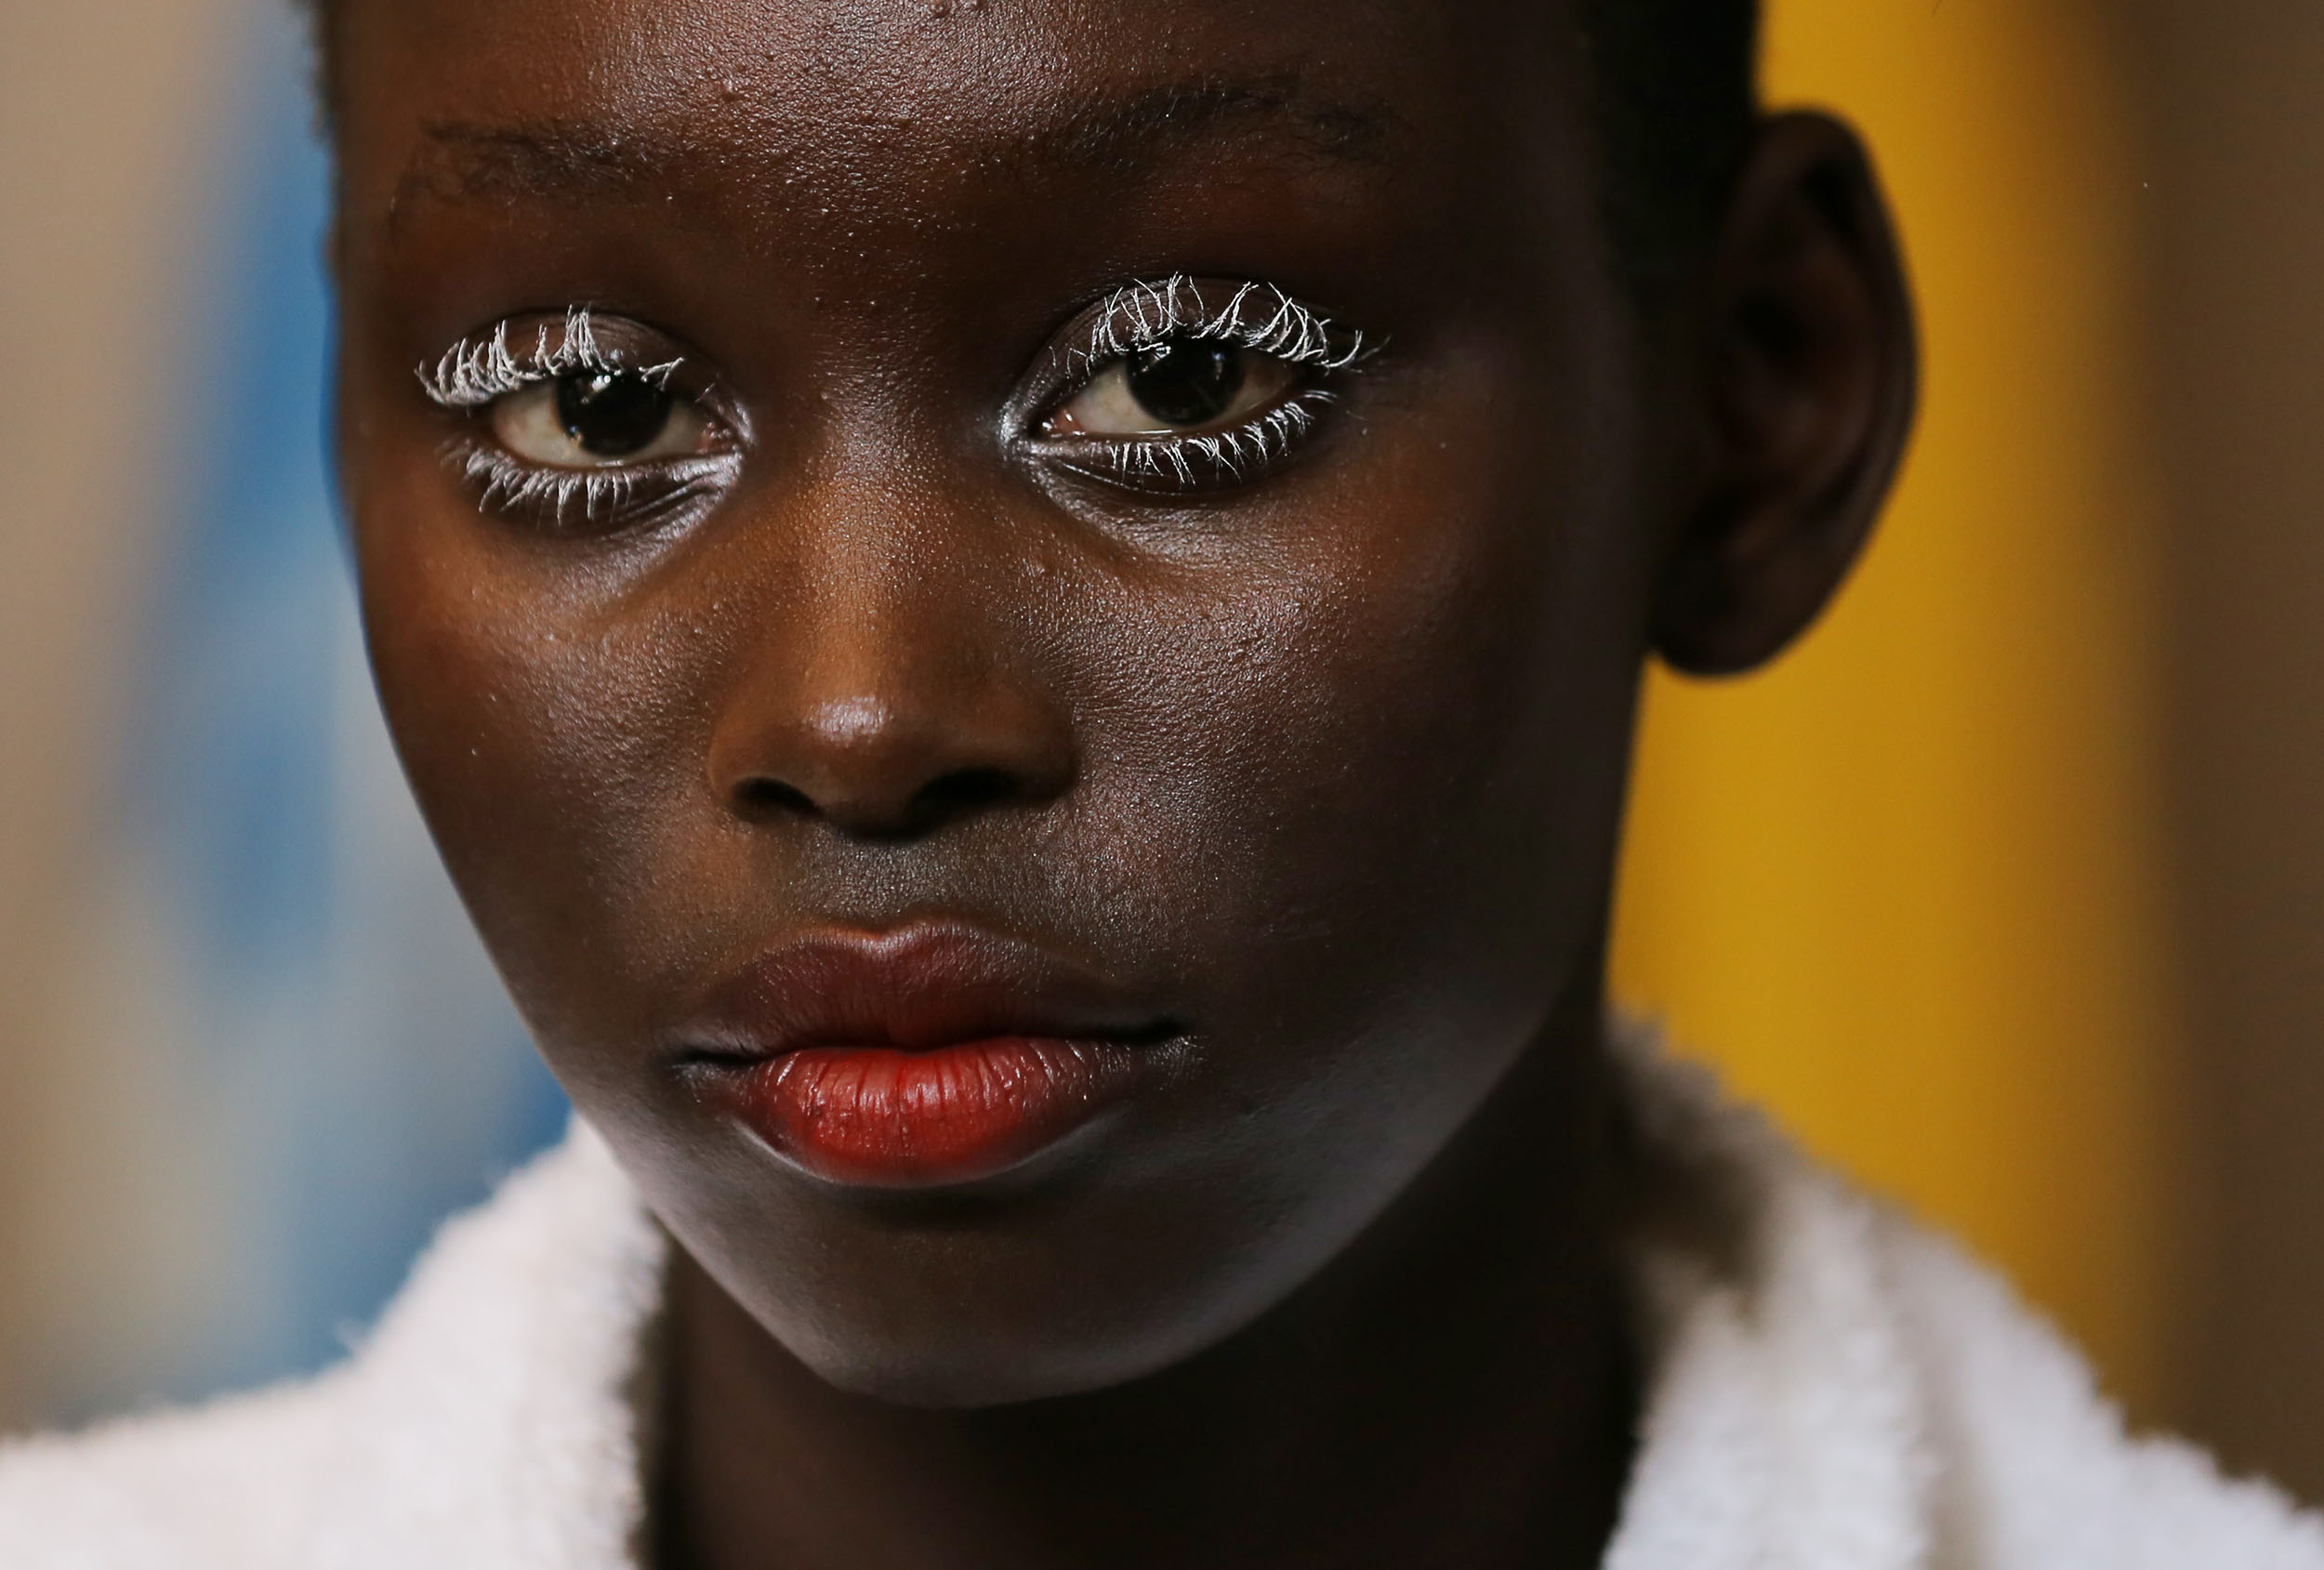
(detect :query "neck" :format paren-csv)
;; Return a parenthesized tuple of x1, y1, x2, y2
(654, 984, 1637, 1570)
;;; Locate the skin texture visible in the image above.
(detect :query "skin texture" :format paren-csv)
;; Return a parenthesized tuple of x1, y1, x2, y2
(326, 0, 1915, 1563)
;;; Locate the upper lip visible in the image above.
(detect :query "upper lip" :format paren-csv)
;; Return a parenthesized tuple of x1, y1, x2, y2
(669, 920, 1177, 1062)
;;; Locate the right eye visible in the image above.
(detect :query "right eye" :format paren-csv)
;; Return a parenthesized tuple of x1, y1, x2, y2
(490, 370, 713, 468)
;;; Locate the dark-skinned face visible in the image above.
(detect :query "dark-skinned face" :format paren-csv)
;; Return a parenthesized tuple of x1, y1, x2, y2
(332, 0, 1909, 1406)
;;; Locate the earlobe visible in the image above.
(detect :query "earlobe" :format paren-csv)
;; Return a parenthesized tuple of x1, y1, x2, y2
(1652, 112, 1919, 677)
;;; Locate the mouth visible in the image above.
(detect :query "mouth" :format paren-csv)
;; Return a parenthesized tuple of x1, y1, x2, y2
(670, 921, 1183, 1189)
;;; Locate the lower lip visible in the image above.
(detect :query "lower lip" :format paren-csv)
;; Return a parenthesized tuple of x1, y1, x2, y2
(714, 1037, 1149, 1188)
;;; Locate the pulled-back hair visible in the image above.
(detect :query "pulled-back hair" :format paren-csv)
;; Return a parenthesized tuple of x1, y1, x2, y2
(1583, 0, 1763, 293)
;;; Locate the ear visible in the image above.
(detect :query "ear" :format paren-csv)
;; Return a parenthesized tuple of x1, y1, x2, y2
(1652, 112, 1918, 676)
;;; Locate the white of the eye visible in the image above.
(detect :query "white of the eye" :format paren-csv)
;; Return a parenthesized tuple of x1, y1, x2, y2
(1064, 364, 1177, 436)
(1050, 351, 1297, 439)
(488, 380, 706, 468)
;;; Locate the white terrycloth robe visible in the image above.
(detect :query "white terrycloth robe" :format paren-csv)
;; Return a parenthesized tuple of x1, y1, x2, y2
(3, 1045, 2319, 1569)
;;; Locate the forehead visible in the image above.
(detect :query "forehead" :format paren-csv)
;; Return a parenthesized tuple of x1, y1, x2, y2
(333, 0, 1583, 224)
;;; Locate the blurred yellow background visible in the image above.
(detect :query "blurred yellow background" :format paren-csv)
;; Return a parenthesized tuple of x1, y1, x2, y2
(1616, 0, 2173, 1411)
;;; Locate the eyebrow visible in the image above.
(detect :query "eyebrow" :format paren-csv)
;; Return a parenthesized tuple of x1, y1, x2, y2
(392, 73, 1403, 215)
(1028, 73, 1402, 171)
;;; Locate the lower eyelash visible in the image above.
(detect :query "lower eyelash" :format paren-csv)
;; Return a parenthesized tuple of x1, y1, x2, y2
(456, 443, 634, 524)
(1063, 390, 1337, 491)
(446, 440, 733, 530)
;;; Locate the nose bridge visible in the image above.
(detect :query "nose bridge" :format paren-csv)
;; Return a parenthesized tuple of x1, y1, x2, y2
(705, 473, 1071, 838)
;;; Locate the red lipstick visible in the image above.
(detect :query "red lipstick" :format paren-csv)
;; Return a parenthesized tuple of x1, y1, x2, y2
(676, 923, 1172, 1189)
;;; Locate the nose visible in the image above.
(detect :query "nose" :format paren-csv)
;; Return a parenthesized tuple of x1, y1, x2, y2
(705, 566, 1075, 843)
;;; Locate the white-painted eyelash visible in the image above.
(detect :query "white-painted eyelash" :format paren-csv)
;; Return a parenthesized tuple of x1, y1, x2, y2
(1040, 277, 1371, 489)
(447, 442, 733, 529)
(1077, 394, 1335, 489)
(1076, 275, 1371, 375)
(454, 444, 640, 524)
(417, 306, 682, 410)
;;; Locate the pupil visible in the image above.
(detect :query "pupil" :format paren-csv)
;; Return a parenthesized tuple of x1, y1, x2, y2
(1125, 342, 1245, 428)
(556, 371, 675, 457)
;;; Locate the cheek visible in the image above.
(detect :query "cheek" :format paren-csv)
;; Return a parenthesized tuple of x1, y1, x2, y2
(356, 500, 730, 1050)
(1061, 416, 1649, 1075)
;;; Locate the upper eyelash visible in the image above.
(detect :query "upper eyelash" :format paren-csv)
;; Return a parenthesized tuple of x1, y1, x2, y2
(1074, 275, 1374, 376)
(1039, 277, 1369, 491)
(416, 306, 683, 410)
(422, 286, 1356, 511)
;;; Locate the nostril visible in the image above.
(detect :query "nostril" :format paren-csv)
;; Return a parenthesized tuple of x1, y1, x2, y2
(728, 769, 1019, 831)
(734, 777, 819, 818)
(910, 767, 1018, 820)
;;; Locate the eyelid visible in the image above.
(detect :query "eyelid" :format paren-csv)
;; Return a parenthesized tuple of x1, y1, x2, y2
(1010, 275, 1370, 429)
(1007, 275, 1379, 495)
(419, 305, 742, 534)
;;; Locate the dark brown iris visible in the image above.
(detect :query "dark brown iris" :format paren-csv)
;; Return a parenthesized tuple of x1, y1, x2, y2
(556, 371, 675, 457)
(1124, 341, 1246, 427)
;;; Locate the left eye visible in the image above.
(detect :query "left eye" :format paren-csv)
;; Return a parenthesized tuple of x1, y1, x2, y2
(1045, 341, 1300, 439)
(491, 371, 711, 468)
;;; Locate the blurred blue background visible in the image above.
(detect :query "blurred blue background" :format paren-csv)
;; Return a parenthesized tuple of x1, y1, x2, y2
(44, 0, 566, 1415)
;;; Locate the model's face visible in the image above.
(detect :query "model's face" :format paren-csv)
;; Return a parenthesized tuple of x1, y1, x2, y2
(335, 0, 1662, 1404)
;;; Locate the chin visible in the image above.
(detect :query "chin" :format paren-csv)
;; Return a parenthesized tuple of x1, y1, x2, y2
(706, 1238, 1312, 1411)
(772, 1300, 1246, 1412)
(799, 1347, 1146, 1410)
